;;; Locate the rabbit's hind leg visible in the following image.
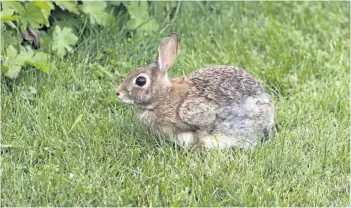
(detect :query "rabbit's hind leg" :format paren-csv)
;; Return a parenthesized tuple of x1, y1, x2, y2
(199, 133, 256, 149)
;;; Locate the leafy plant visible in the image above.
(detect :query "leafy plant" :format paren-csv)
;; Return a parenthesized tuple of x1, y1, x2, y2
(2, 45, 26, 79)
(1, 1, 176, 79)
(1, 44, 53, 79)
(51, 26, 78, 56)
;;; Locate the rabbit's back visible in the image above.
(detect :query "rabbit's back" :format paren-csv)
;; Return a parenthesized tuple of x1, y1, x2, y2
(188, 66, 266, 105)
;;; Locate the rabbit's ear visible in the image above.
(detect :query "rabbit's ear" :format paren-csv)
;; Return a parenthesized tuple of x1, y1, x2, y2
(158, 33, 179, 72)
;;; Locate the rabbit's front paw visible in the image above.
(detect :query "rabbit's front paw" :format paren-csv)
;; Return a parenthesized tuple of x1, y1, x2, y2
(177, 132, 195, 148)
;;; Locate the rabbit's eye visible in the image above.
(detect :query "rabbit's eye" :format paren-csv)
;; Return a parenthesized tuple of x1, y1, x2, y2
(135, 76, 147, 86)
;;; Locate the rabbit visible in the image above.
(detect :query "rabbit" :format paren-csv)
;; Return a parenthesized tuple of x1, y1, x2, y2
(116, 33, 275, 149)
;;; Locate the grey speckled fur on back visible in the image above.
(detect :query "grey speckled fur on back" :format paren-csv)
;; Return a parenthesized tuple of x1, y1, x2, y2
(188, 66, 266, 104)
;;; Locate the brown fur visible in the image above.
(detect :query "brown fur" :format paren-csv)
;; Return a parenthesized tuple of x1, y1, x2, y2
(116, 33, 275, 149)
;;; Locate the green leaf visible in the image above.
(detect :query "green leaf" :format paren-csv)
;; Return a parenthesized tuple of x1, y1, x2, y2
(32, 1, 54, 27)
(123, 1, 159, 32)
(2, 45, 53, 78)
(141, 19, 159, 32)
(21, 44, 55, 73)
(29, 52, 52, 72)
(123, 1, 149, 21)
(1, 2, 26, 15)
(0, 8, 20, 21)
(1, 28, 18, 49)
(52, 26, 78, 56)
(17, 3, 47, 31)
(1, 45, 25, 79)
(54, 1, 79, 15)
(41, 8, 51, 27)
(6, 45, 18, 58)
(0, 14, 20, 21)
(81, 1, 109, 26)
(0, 3, 21, 27)
(18, 45, 35, 63)
(34, 1, 54, 11)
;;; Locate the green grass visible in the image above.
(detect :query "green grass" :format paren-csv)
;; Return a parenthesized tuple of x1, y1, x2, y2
(1, 2, 350, 206)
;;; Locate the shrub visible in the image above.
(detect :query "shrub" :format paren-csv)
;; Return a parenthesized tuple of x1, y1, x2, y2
(1, 1, 177, 79)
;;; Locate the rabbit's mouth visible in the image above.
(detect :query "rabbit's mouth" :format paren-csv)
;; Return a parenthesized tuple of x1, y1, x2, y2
(116, 92, 134, 105)
(118, 97, 134, 105)
(116, 89, 134, 105)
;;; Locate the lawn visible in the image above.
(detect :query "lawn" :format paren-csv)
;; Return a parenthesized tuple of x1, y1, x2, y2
(1, 2, 350, 206)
